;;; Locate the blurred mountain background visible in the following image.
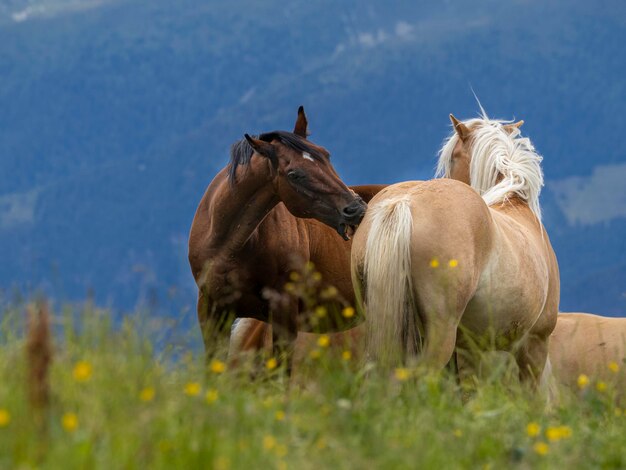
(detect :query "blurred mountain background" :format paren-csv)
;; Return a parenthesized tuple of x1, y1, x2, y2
(0, 0, 624, 323)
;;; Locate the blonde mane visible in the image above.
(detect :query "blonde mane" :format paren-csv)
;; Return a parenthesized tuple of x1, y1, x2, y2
(436, 113, 544, 220)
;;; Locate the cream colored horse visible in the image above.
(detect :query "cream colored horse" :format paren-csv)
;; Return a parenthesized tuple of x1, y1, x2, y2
(351, 113, 560, 384)
(550, 312, 626, 390)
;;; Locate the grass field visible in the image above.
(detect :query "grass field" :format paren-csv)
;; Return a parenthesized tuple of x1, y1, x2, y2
(1, 302, 625, 469)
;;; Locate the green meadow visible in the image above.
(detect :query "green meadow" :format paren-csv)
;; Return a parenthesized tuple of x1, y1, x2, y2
(1, 303, 625, 470)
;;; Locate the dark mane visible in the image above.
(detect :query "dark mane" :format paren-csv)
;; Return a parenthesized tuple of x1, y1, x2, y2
(228, 136, 256, 185)
(227, 130, 326, 185)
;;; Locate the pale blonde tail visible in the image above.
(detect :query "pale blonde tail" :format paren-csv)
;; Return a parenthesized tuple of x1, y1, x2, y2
(540, 356, 559, 407)
(362, 196, 418, 365)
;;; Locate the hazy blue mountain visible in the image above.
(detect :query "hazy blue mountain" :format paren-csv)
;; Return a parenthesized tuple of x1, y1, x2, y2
(0, 0, 624, 320)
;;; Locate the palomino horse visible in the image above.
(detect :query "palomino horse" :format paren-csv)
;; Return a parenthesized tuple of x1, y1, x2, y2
(188, 107, 377, 368)
(351, 113, 560, 384)
(550, 312, 626, 391)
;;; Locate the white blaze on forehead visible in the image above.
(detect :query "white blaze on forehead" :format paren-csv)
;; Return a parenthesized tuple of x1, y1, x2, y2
(302, 152, 314, 162)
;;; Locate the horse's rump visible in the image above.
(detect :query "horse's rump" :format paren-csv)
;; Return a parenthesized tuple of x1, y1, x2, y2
(352, 179, 492, 367)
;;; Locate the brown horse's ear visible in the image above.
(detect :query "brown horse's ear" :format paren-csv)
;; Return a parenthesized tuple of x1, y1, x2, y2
(504, 120, 524, 134)
(244, 134, 275, 160)
(449, 114, 470, 141)
(293, 105, 308, 138)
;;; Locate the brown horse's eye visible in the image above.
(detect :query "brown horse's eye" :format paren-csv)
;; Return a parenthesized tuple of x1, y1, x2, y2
(287, 170, 306, 182)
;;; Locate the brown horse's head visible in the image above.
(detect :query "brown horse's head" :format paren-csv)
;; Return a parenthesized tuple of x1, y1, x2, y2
(241, 107, 366, 239)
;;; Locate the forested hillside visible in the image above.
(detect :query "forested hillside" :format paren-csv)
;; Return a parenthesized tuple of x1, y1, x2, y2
(0, 0, 624, 317)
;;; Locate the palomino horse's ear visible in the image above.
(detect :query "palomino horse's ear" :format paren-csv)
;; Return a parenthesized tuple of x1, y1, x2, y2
(293, 105, 309, 138)
(449, 114, 470, 141)
(503, 120, 524, 134)
(244, 134, 275, 160)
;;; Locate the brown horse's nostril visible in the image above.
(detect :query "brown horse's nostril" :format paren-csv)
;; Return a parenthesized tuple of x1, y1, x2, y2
(343, 200, 366, 220)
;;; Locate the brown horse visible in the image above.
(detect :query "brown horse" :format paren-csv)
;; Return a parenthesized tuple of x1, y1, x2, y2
(351, 112, 560, 385)
(188, 106, 379, 368)
(549, 312, 626, 392)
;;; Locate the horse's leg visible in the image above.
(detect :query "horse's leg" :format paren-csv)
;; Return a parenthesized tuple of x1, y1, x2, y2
(454, 332, 479, 387)
(271, 328, 297, 376)
(413, 272, 471, 373)
(271, 303, 298, 376)
(228, 318, 272, 364)
(514, 301, 557, 387)
(197, 289, 211, 359)
(515, 332, 550, 386)
(197, 288, 232, 365)
(417, 313, 459, 372)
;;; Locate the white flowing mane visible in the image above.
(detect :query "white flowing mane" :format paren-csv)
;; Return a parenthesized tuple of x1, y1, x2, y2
(436, 113, 544, 220)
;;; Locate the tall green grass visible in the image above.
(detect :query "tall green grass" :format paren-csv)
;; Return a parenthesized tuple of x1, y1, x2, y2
(0, 303, 625, 469)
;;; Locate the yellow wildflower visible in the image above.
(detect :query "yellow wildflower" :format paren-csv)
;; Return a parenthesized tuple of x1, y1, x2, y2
(533, 441, 549, 456)
(453, 429, 463, 438)
(315, 437, 327, 450)
(315, 306, 327, 318)
(429, 258, 440, 268)
(312, 272, 322, 282)
(209, 359, 226, 374)
(546, 425, 572, 442)
(289, 271, 300, 282)
(139, 387, 155, 402)
(72, 360, 92, 382)
(342, 306, 355, 318)
(545, 427, 561, 442)
(342, 350, 352, 361)
(275, 410, 285, 421)
(321, 286, 338, 298)
(577, 374, 589, 389)
(266, 357, 278, 370)
(0, 409, 10, 427)
(596, 381, 607, 392)
(615, 408, 622, 417)
(263, 435, 276, 450)
(206, 389, 219, 404)
(62, 412, 78, 432)
(317, 335, 330, 348)
(394, 368, 410, 381)
(284, 282, 295, 293)
(448, 259, 459, 268)
(184, 382, 201, 396)
(608, 361, 620, 373)
(526, 422, 541, 437)
(558, 426, 572, 439)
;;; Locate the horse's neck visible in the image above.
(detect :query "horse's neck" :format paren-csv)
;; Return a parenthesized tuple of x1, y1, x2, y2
(493, 196, 531, 214)
(491, 196, 541, 231)
(207, 158, 279, 253)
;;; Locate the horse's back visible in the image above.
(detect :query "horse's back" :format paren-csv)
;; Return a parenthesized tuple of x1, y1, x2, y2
(550, 312, 626, 388)
(354, 179, 492, 266)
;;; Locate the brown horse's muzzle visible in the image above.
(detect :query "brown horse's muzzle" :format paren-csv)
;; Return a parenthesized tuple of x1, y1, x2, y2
(337, 198, 367, 240)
